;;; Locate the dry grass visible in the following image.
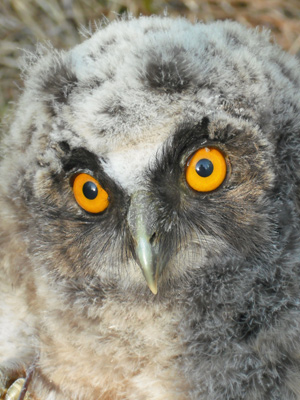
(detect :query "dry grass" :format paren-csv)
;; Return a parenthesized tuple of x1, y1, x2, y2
(1, 0, 300, 119)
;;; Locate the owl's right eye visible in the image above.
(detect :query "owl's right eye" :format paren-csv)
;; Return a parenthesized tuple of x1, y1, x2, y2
(72, 173, 109, 213)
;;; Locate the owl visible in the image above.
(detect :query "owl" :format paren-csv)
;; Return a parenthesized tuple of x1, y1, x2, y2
(1, 14, 300, 400)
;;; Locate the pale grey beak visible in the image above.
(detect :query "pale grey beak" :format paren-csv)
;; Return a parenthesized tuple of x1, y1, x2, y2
(127, 191, 159, 294)
(135, 214, 158, 294)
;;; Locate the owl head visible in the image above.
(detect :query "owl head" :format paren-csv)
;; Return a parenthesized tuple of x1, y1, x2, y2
(1, 15, 300, 304)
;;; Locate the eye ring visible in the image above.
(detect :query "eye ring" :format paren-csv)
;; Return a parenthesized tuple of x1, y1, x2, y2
(72, 173, 109, 213)
(185, 147, 227, 192)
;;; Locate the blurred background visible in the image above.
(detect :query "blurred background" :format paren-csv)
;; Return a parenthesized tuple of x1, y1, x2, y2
(0, 0, 300, 120)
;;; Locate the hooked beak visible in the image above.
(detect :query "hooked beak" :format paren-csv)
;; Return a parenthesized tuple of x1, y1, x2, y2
(135, 221, 158, 294)
(127, 191, 161, 294)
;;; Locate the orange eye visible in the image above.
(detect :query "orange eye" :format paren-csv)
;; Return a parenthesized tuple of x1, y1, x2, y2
(72, 173, 109, 213)
(185, 147, 227, 192)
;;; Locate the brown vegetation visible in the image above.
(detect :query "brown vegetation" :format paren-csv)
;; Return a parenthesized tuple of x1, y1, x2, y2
(1, 0, 300, 118)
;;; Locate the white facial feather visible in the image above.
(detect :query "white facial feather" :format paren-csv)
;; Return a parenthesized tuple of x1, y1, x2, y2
(104, 141, 163, 193)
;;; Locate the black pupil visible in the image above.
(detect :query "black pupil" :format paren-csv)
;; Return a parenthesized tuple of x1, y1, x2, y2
(83, 181, 98, 200)
(195, 159, 214, 177)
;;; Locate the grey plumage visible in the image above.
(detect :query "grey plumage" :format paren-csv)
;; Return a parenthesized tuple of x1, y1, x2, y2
(1, 15, 300, 399)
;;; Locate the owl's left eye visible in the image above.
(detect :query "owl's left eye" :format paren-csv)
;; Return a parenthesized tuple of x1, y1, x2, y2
(72, 173, 109, 213)
(185, 147, 227, 192)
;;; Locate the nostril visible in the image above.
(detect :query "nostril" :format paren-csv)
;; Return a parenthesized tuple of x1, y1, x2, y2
(149, 232, 157, 246)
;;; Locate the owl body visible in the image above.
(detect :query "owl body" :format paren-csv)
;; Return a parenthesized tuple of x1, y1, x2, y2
(1, 15, 300, 400)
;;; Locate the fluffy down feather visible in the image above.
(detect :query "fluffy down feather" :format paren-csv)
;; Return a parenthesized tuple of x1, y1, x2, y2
(1, 15, 300, 400)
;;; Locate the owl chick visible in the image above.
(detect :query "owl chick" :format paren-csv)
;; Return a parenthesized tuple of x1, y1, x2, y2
(1, 15, 300, 400)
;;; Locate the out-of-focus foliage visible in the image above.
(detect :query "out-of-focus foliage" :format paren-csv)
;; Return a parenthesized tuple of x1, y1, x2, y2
(1, 0, 300, 119)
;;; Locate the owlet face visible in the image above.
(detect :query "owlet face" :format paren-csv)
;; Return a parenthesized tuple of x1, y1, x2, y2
(1, 15, 300, 400)
(1, 17, 281, 294)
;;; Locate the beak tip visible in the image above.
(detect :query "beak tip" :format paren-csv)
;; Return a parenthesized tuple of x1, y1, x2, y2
(149, 284, 158, 295)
